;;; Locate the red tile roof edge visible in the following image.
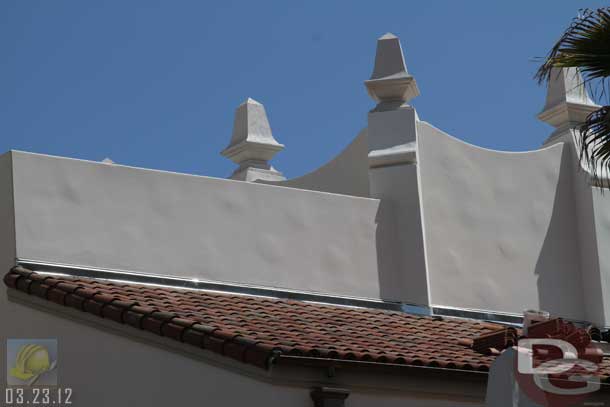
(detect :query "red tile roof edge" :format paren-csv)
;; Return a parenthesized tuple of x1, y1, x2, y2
(6, 267, 499, 374)
(4, 267, 277, 369)
(12, 266, 601, 380)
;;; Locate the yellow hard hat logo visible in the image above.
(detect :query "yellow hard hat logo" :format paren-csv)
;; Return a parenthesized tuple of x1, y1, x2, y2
(9, 344, 51, 380)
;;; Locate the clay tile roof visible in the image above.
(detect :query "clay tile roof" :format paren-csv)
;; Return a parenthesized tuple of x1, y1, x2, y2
(4, 266, 609, 378)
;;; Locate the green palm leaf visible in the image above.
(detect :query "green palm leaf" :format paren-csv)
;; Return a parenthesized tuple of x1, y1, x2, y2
(581, 106, 610, 186)
(536, 8, 610, 85)
(536, 8, 610, 187)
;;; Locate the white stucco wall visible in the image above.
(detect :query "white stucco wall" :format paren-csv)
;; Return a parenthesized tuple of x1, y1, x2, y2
(9, 151, 381, 300)
(570, 160, 606, 325)
(417, 122, 585, 320)
(590, 188, 610, 324)
(539, 130, 610, 326)
(264, 129, 370, 197)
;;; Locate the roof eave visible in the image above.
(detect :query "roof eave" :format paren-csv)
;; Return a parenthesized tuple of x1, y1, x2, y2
(275, 354, 489, 379)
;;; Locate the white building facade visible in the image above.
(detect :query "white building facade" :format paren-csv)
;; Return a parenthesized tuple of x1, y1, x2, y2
(2, 33, 610, 406)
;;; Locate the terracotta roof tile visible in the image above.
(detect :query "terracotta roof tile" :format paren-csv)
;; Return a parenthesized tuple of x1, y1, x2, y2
(4, 267, 609, 377)
(472, 327, 519, 355)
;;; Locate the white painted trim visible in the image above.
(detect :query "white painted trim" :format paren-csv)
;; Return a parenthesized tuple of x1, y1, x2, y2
(415, 125, 433, 310)
(368, 142, 416, 168)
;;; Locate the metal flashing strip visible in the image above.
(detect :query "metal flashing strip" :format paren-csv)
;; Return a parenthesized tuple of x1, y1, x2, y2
(17, 258, 421, 313)
(432, 306, 522, 325)
(17, 258, 595, 328)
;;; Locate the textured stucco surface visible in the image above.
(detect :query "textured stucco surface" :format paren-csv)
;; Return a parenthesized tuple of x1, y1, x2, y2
(264, 129, 370, 197)
(417, 122, 585, 319)
(369, 163, 428, 305)
(10, 151, 380, 299)
(542, 129, 610, 326)
(591, 188, 610, 324)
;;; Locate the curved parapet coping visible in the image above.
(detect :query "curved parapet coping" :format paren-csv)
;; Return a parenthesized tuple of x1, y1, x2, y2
(540, 129, 608, 188)
(259, 128, 370, 197)
(417, 120, 586, 320)
(423, 125, 606, 192)
(419, 121, 563, 156)
(543, 132, 610, 188)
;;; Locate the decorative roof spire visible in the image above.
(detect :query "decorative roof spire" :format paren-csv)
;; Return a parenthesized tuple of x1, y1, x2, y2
(365, 33, 419, 105)
(538, 67, 599, 144)
(221, 98, 285, 182)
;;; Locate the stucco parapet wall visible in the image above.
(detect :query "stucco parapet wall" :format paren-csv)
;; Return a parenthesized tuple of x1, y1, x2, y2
(6, 150, 382, 300)
(415, 122, 592, 322)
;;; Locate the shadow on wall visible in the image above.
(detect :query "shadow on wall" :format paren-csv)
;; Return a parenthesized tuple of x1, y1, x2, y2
(535, 146, 589, 320)
(373, 165, 429, 306)
(375, 198, 404, 301)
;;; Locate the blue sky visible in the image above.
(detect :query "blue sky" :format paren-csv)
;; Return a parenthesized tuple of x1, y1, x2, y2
(1, 1, 608, 179)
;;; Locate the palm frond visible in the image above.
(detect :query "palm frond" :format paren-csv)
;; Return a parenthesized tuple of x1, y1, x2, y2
(536, 8, 610, 186)
(580, 106, 610, 188)
(535, 8, 610, 89)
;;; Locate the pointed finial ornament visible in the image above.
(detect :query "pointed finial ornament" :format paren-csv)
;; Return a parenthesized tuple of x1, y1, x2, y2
(221, 98, 285, 182)
(538, 67, 599, 144)
(365, 33, 420, 104)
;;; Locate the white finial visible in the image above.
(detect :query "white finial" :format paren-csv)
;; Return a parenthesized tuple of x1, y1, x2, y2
(221, 98, 285, 182)
(365, 33, 420, 104)
(538, 68, 599, 143)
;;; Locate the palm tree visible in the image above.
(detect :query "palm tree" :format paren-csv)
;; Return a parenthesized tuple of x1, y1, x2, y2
(536, 8, 610, 186)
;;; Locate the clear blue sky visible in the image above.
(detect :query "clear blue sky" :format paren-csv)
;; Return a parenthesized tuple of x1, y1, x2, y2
(2, 1, 608, 179)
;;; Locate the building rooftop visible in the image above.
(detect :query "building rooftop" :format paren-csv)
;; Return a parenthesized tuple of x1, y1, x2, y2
(4, 266, 499, 371)
(6, 266, 610, 384)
